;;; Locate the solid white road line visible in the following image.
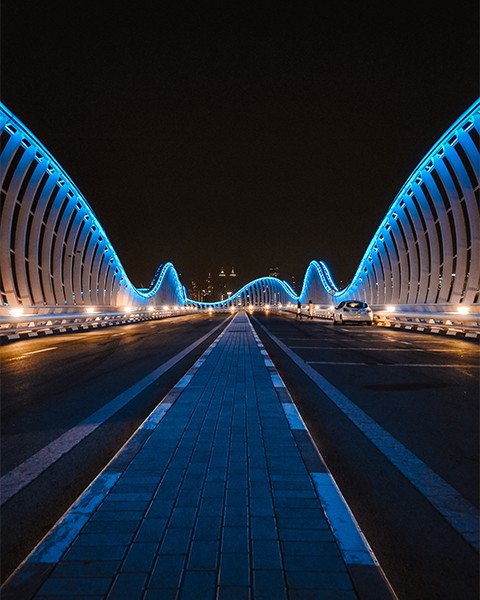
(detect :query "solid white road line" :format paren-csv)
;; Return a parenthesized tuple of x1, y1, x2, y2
(247, 319, 382, 567)
(306, 362, 478, 368)
(306, 361, 368, 366)
(255, 319, 479, 552)
(289, 346, 460, 352)
(11, 315, 238, 570)
(248, 316, 399, 599)
(0, 317, 230, 506)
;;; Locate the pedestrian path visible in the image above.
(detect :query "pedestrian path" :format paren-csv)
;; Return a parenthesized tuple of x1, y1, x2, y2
(2, 312, 394, 600)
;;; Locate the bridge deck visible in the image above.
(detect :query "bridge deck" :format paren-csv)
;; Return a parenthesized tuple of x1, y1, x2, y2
(3, 312, 393, 600)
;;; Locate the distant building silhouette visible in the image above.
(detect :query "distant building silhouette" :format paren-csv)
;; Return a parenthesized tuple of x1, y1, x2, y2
(269, 267, 280, 278)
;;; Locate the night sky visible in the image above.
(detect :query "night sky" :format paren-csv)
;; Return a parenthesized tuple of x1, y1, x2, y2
(2, 2, 478, 293)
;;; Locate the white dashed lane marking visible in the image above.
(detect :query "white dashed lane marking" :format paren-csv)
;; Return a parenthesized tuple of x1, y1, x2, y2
(10, 346, 58, 360)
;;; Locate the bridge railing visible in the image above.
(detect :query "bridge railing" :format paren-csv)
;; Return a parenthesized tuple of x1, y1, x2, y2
(0, 305, 199, 343)
(277, 303, 479, 339)
(371, 306, 480, 338)
(1, 303, 478, 343)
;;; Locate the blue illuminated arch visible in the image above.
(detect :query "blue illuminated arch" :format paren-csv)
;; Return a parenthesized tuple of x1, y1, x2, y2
(0, 103, 186, 309)
(331, 98, 479, 308)
(0, 99, 478, 315)
(187, 276, 300, 309)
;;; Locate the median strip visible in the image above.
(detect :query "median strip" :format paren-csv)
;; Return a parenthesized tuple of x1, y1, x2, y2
(0, 317, 230, 506)
(246, 317, 397, 599)
(254, 318, 480, 552)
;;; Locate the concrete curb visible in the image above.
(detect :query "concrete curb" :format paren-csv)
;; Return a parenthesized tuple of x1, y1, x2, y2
(249, 316, 398, 600)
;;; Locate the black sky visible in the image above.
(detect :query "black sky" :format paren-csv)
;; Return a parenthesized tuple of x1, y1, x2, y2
(1, 1, 479, 292)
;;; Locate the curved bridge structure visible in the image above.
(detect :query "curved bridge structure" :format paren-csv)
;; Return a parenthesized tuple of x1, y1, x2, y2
(0, 99, 479, 319)
(333, 100, 480, 310)
(0, 103, 187, 311)
(186, 260, 338, 309)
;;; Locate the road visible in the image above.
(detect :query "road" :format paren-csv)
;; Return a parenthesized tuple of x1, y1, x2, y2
(251, 312, 479, 600)
(0, 312, 231, 583)
(1, 311, 478, 599)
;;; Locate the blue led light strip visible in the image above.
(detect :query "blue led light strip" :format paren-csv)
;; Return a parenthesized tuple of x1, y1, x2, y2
(0, 99, 478, 313)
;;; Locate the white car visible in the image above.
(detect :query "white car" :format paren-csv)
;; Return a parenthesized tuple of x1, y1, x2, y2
(332, 300, 373, 326)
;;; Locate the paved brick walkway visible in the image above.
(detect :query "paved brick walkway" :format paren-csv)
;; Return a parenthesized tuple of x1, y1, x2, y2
(2, 312, 393, 600)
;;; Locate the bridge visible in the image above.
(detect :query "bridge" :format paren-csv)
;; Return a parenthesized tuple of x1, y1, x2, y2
(0, 101, 479, 600)
(0, 99, 479, 337)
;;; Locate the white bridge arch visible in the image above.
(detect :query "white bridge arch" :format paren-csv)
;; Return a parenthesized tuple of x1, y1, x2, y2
(0, 99, 478, 317)
(333, 100, 479, 310)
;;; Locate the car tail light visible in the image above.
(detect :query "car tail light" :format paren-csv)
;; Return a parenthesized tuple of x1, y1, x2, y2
(366, 307, 372, 313)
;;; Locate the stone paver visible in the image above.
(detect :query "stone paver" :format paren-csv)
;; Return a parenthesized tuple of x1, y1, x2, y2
(2, 312, 393, 599)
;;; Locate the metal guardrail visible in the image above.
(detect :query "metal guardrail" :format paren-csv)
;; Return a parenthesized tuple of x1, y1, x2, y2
(372, 310, 480, 339)
(277, 305, 479, 339)
(0, 307, 199, 344)
(1, 304, 478, 343)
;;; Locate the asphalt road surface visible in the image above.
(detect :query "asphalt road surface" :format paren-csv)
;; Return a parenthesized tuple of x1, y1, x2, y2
(251, 312, 479, 600)
(1, 311, 478, 599)
(0, 312, 231, 583)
